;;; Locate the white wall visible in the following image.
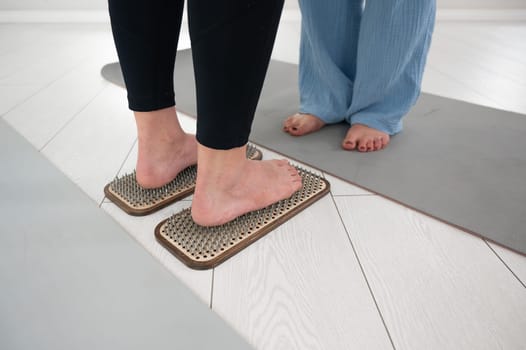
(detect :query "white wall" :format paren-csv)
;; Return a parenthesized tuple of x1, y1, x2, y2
(0, 0, 524, 11)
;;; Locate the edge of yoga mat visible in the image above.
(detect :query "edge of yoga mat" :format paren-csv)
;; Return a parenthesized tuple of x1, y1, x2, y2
(0, 119, 252, 350)
(100, 50, 526, 257)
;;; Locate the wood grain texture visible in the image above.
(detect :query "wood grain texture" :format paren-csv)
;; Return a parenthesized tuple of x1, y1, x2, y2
(102, 202, 213, 304)
(212, 196, 393, 350)
(0, 23, 49, 57)
(489, 243, 526, 286)
(0, 24, 76, 80)
(430, 24, 526, 114)
(425, 49, 526, 114)
(421, 67, 504, 110)
(0, 28, 105, 86)
(0, 85, 41, 116)
(334, 196, 526, 350)
(41, 84, 136, 204)
(0, 25, 106, 117)
(4, 57, 109, 149)
(272, 20, 301, 64)
(436, 23, 526, 65)
(3, 21, 526, 350)
(429, 32, 526, 88)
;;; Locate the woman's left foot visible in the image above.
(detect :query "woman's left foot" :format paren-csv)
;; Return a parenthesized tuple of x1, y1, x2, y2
(342, 124, 390, 152)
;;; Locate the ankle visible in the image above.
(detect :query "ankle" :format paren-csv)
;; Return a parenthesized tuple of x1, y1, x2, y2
(196, 144, 247, 184)
(134, 107, 186, 143)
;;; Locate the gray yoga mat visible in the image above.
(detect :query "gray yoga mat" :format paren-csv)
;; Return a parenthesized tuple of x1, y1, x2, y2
(101, 49, 526, 256)
(0, 119, 251, 349)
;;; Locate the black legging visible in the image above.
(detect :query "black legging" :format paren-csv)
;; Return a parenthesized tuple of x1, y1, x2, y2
(108, 0, 284, 149)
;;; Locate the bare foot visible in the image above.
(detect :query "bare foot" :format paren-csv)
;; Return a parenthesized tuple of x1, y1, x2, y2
(283, 113, 325, 136)
(134, 107, 197, 188)
(136, 133, 197, 188)
(192, 144, 302, 226)
(342, 124, 390, 152)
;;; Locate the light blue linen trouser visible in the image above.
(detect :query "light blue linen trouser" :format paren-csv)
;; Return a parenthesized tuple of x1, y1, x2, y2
(298, 0, 436, 135)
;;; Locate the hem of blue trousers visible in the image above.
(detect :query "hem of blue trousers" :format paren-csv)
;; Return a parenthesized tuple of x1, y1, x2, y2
(348, 114, 403, 135)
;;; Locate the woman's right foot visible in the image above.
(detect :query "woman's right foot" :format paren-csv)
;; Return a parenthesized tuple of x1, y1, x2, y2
(192, 145, 302, 227)
(283, 113, 325, 136)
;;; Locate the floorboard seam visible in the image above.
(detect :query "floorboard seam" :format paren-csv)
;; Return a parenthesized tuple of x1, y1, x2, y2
(39, 82, 109, 152)
(2, 54, 93, 120)
(329, 193, 397, 350)
(114, 137, 137, 176)
(425, 65, 505, 108)
(440, 30, 526, 66)
(429, 39, 526, 88)
(100, 137, 137, 207)
(209, 268, 215, 309)
(484, 240, 526, 289)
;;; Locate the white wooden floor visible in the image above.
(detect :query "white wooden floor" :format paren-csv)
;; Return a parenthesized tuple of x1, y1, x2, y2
(2, 19, 526, 350)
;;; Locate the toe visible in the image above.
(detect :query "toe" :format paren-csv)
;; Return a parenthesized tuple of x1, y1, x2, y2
(342, 141, 356, 151)
(374, 137, 382, 151)
(276, 159, 290, 166)
(283, 114, 298, 133)
(357, 139, 368, 152)
(366, 139, 375, 152)
(342, 133, 358, 151)
(287, 113, 325, 136)
(286, 117, 302, 136)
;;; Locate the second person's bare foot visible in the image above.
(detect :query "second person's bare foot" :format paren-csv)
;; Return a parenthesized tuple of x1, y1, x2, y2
(283, 113, 325, 136)
(342, 124, 390, 152)
(192, 144, 302, 227)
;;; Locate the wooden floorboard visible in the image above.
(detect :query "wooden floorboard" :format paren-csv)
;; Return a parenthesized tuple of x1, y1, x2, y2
(41, 84, 136, 204)
(212, 196, 394, 350)
(489, 242, 526, 287)
(4, 58, 109, 149)
(102, 202, 213, 303)
(1, 21, 525, 350)
(335, 196, 526, 350)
